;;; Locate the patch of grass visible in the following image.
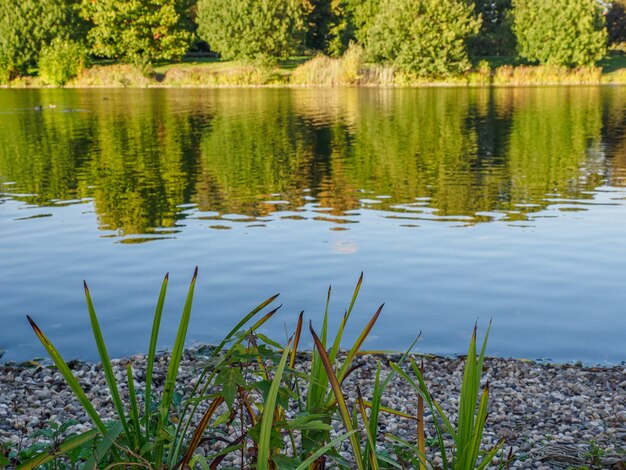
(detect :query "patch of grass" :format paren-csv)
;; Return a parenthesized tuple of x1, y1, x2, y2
(161, 64, 287, 86)
(69, 64, 155, 87)
(291, 44, 364, 86)
(493, 64, 602, 85)
(598, 51, 626, 73)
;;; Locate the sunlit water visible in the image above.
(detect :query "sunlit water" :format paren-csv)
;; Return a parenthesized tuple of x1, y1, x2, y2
(1, 87, 625, 364)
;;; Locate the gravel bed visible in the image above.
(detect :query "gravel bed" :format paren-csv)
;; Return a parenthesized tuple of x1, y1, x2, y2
(1, 349, 625, 469)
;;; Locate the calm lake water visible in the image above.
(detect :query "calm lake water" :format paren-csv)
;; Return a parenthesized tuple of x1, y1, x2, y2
(1, 87, 625, 364)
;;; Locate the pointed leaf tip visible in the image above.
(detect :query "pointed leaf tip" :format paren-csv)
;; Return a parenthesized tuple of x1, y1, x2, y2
(193, 266, 198, 278)
(83, 280, 88, 292)
(165, 272, 169, 281)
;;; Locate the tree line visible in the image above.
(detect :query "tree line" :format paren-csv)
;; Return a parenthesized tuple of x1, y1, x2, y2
(0, 0, 625, 84)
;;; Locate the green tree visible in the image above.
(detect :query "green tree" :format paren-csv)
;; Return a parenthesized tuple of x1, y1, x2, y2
(512, 0, 607, 66)
(305, 0, 352, 56)
(607, 0, 626, 47)
(80, 0, 193, 64)
(468, 0, 516, 57)
(38, 39, 86, 86)
(196, 0, 311, 62)
(363, 0, 480, 77)
(0, 0, 82, 76)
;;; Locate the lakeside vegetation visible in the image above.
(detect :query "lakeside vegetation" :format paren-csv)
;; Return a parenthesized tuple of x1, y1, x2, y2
(4, 270, 503, 469)
(1, 0, 626, 87)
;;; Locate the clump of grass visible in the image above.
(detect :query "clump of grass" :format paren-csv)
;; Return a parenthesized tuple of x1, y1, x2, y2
(359, 63, 397, 86)
(493, 65, 602, 85)
(70, 64, 156, 88)
(162, 64, 285, 86)
(388, 323, 505, 469)
(13, 270, 504, 469)
(291, 43, 364, 86)
(467, 60, 493, 85)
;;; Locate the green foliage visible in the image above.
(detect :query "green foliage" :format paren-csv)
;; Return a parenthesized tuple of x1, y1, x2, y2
(38, 39, 86, 86)
(512, 0, 608, 66)
(345, 0, 381, 43)
(291, 42, 364, 84)
(389, 324, 505, 469)
(80, 0, 193, 64)
(305, 0, 355, 56)
(0, 0, 82, 76)
(363, 0, 481, 77)
(607, 0, 626, 48)
(16, 267, 507, 468)
(468, 0, 516, 57)
(196, 0, 311, 63)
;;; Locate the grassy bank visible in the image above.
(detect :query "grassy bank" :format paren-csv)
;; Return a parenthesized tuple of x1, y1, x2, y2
(3, 53, 626, 89)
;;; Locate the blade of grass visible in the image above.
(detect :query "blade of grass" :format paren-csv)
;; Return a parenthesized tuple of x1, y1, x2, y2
(84, 281, 132, 444)
(156, 266, 198, 467)
(83, 422, 124, 470)
(357, 387, 379, 470)
(329, 272, 363, 365)
(126, 364, 142, 451)
(16, 428, 100, 470)
(417, 388, 426, 470)
(368, 333, 421, 437)
(293, 431, 357, 470)
(361, 401, 417, 421)
(307, 286, 332, 411)
(178, 396, 225, 468)
(390, 360, 449, 469)
(335, 303, 383, 384)
(457, 324, 479, 466)
(408, 359, 456, 440)
(310, 322, 364, 470)
(257, 339, 291, 470)
(145, 273, 168, 441)
(26, 316, 106, 434)
(290, 311, 303, 369)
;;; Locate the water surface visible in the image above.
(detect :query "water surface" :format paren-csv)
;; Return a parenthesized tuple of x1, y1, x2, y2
(1, 87, 625, 364)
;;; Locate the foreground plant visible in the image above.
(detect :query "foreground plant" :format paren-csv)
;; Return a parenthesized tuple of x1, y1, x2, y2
(17, 268, 286, 469)
(14, 270, 504, 469)
(388, 323, 504, 469)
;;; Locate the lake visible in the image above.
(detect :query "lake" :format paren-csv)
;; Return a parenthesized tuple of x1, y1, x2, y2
(1, 87, 625, 365)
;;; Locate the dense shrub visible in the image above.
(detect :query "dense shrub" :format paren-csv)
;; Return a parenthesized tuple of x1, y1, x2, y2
(0, 0, 82, 76)
(305, 0, 355, 56)
(512, 0, 607, 66)
(468, 0, 516, 57)
(80, 0, 193, 64)
(607, 0, 626, 48)
(196, 0, 311, 63)
(0, 55, 15, 84)
(363, 0, 480, 77)
(38, 39, 86, 86)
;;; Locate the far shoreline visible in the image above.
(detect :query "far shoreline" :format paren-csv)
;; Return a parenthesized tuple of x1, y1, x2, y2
(2, 54, 626, 90)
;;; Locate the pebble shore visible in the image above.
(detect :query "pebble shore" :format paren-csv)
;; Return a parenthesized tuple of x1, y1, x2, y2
(1, 349, 625, 469)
